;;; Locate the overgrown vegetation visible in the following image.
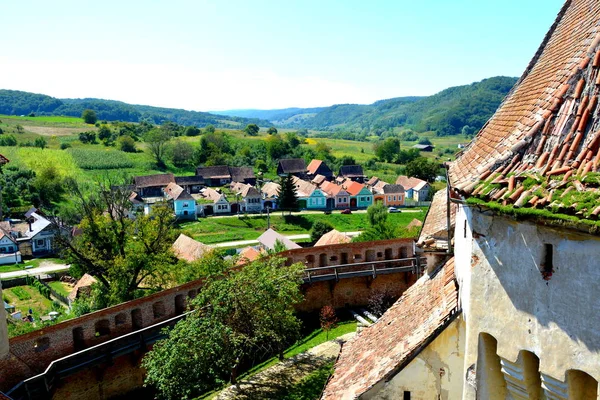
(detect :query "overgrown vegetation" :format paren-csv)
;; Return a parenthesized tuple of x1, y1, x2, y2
(143, 256, 305, 399)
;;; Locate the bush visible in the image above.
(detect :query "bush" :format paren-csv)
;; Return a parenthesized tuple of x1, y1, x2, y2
(27, 277, 51, 299)
(0, 135, 17, 146)
(118, 135, 137, 152)
(310, 220, 334, 243)
(60, 142, 72, 150)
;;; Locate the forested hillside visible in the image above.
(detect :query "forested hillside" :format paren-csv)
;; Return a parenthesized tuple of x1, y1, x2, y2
(0, 90, 269, 128)
(222, 76, 517, 136)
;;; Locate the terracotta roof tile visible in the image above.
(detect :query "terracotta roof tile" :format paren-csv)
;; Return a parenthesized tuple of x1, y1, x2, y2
(322, 257, 459, 400)
(449, 0, 600, 221)
(314, 229, 351, 246)
(418, 189, 456, 250)
(172, 234, 210, 263)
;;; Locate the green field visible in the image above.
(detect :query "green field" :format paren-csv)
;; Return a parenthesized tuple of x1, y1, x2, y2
(3, 285, 53, 317)
(179, 211, 425, 244)
(48, 281, 73, 297)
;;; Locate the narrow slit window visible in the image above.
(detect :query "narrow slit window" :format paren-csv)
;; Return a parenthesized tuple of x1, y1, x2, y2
(541, 243, 553, 279)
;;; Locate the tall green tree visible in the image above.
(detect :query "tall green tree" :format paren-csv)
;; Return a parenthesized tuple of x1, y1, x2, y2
(353, 203, 397, 242)
(267, 126, 278, 135)
(244, 123, 260, 136)
(143, 257, 304, 399)
(82, 109, 98, 124)
(277, 174, 299, 215)
(144, 128, 172, 168)
(310, 220, 334, 243)
(373, 138, 400, 163)
(405, 157, 439, 182)
(57, 180, 177, 304)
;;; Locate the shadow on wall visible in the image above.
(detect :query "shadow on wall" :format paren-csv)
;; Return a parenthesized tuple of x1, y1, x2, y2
(472, 212, 600, 354)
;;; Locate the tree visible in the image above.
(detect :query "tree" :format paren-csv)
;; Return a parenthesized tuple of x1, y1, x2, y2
(373, 138, 400, 163)
(267, 126, 278, 135)
(244, 123, 260, 136)
(117, 135, 137, 152)
(169, 140, 194, 167)
(34, 137, 47, 149)
(265, 134, 289, 160)
(320, 305, 338, 340)
(204, 124, 215, 134)
(144, 128, 172, 168)
(418, 137, 432, 145)
(367, 202, 388, 227)
(255, 159, 268, 174)
(143, 257, 304, 399)
(58, 180, 177, 304)
(15, 124, 24, 134)
(79, 131, 97, 144)
(82, 109, 98, 124)
(33, 166, 64, 208)
(277, 174, 299, 214)
(405, 157, 439, 182)
(97, 125, 113, 145)
(311, 220, 334, 243)
(353, 203, 397, 243)
(185, 126, 201, 137)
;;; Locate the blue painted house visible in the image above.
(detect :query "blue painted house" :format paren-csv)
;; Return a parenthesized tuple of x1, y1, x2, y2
(345, 181, 373, 208)
(165, 183, 197, 220)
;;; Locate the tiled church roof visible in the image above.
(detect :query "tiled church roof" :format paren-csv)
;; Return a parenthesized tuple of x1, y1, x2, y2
(322, 257, 459, 400)
(450, 1, 600, 220)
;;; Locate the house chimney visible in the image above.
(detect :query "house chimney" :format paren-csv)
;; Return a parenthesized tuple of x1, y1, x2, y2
(28, 219, 32, 232)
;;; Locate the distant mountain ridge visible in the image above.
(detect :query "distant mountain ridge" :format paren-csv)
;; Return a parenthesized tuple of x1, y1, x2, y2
(0, 90, 269, 128)
(220, 77, 518, 136)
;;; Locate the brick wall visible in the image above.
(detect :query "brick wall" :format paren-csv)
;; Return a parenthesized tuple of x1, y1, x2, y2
(0, 238, 417, 393)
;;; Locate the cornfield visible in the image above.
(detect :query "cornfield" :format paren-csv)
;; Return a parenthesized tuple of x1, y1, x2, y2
(69, 148, 134, 170)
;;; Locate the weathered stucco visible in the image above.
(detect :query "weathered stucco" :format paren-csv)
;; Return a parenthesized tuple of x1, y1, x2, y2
(363, 316, 465, 400)
(455, 205, 600, 395)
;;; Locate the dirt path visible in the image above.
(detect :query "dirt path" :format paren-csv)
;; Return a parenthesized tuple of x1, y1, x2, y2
(215, 332, 355, 400)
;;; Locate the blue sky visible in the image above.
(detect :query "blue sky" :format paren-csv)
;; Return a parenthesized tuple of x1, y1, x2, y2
(0, 0, 564, 111)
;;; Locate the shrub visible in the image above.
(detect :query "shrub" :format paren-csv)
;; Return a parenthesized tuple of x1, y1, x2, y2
(60, 142, 72, 150)
(0, 135, 17, 146)
(118, 135, 137, 152)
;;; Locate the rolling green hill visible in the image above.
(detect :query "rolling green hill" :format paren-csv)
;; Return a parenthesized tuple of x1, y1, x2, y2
(0, 90, 270, 128)
(221, 77, 517, 136)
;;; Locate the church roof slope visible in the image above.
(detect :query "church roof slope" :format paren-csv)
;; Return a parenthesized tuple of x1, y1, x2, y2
(322, 257, 459, 400)
(450, 1, 600, 222)
(417, 188, 456, 250)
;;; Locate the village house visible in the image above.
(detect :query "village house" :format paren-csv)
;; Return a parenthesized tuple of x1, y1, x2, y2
(382, 184, 405, 207)
(164, 182, 197, 220)
(195, 166, 232, 186)
(277, 158, 307, 178)
(0, 222, 21, 265)
(338, 165, 366, 183)
(311, 174, 327, 186)
(413, 143, 434, 152)
(260, 181, 280, 210)
(314, 229, 351, 247)
(12, 209, 56, 257)
(133, 173, 175, 198)
(292, 176, 327, 209)
(325, 2, 600, 398)
(193, 187, 230, 215)
(320, 180, 350, 209)
(172, 234, 210, 263)
(306, 159, 333, 180)
(343, 180, 373, 208)
(257, 228, 301, 251)
(175, 175, 204, 194)
(396, 175, 431, 201)
(230, 182, 262, 213)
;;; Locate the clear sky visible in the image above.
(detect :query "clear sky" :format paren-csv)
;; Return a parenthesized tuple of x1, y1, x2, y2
(0, 0, 565, 111)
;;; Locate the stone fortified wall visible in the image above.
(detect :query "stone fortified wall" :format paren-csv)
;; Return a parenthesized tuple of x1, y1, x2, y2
(0, 238, 416, 393)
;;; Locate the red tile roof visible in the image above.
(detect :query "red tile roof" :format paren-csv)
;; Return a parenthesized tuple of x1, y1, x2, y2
(395, 176, 425, 190)
(314, 229, 351, 246)
(307, 159, 324, 175)
(322, 257, 459, 400)
(236, 246, 263, 265)
(343, 181, 366, 196)
(417, 189, 456, 250)
(450, 1, 600, 221)
(320, 181, 346, 197)
(172, 234, 210, 262)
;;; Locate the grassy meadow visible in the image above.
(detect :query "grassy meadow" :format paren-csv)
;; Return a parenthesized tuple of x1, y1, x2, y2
(179, 211, 425, 244)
